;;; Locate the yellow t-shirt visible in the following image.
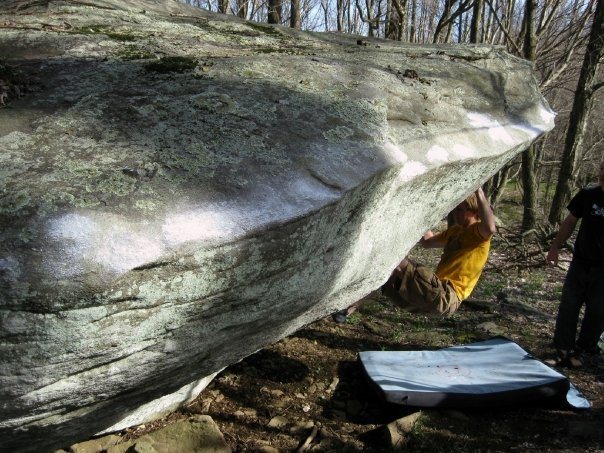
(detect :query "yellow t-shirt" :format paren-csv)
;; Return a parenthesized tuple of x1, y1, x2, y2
(435, 223, 491, 301)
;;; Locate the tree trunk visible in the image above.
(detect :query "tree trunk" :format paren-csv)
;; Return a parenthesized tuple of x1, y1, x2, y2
(237, 0, 248, 18)
(352, 0, 360, 34)
(290, 0, 301, 28)
(336, 0, 344, 31)
(458, 7, 463, 42)
(376, 0, 384, 37)
(218, 0, 229, 14)
(520, 0, 537, 231)
(521, 144, 538, 231)
(434, 1, 474, 44)
(355, 0, 377, 37)
(366, 0, 377, 37)
(268, 0, 281, 24)
(484, 0, 495, 42)
(459, 8, 470, 42)
(385, 0, 392, 38)
(322, 0, 329, 31)
(484, 160, 515, 208)
(490, 164, 512, 207)
(523, 0, 537, 60)
(409, 0, 417, 42)
(388, 0, 407, 41)
(549, 0, 604, 225)
(433, 0, 454, 43)
(470, 0, 484, 43)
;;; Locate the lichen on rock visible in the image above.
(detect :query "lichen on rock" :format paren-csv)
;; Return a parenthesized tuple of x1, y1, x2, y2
(0, 0, 554, 451)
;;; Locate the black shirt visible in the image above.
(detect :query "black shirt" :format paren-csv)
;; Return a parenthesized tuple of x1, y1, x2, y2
(567, 186, 604, 266)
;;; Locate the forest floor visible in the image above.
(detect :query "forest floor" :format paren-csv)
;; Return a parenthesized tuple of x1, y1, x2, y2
(114, 226, 604, 452)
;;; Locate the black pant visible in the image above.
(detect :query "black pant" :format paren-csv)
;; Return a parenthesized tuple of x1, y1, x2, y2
(553, 261, 604, 352)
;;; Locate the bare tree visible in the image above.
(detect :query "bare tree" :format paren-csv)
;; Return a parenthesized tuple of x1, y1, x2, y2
(549, 0, 604, 224)
(520, 0, 538, 231)
(336, 0, 345, 30)
(237, 0, 249, 18)
(539, 0, 595, 92)
(268, 0, 282, 23)
(218, 0, 229, 13)
(291, 0, 302, 27)
(409, 0, 417, 41)
(386, 0, 408, 40)
(432, 0, 474, 43)
(355, 0, 380, 36)
(484, 0, 522, 53)
(433, 0, 456, 43)
(470, 0, 485, 42)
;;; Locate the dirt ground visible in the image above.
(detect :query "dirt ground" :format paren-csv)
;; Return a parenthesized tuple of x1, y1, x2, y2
(120, 237, 604, 452)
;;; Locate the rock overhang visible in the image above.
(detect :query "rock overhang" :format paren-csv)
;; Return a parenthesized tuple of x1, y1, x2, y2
(0, 0, 554, 450)
(0, 50, 553, 286)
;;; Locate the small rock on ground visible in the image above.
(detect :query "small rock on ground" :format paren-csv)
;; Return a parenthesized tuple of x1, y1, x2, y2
(68, 415, 230, 453)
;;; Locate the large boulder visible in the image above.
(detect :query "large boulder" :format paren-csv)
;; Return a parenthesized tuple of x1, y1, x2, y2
(0, 0, 553, 450)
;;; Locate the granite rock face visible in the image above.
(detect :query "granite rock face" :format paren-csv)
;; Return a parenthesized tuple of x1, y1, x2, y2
(0, 0, 554, 450)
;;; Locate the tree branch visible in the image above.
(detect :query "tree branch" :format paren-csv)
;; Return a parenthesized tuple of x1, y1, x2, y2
(537, 0, 562, 37)
(484, 0, 522, 55)
(540, 1, 595, 90)
(433, 0, 473, 43)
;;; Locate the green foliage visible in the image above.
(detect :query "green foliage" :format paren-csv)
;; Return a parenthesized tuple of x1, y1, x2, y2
(519, 268, 547, 295)
(402, 313, 430, 331)
(70, 25, 139, 41)
(516, 327, 534, 342)
(105, 32, 138, 42)
(550, 283, 563, 299)
(145, 56, 198, 73)
(115, 45, 154, 60)
(473, 276, 506, 299)
(391, 327, 404, 342)
(358, 300, 387, 315)
(345, 312, 362, 325)
(245, 22, 281, 36)
(455, 331, 479, 344)
(407, 414, 426, 442)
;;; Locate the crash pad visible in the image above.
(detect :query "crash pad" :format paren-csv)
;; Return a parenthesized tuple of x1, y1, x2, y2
(359, 337, 589, 409)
